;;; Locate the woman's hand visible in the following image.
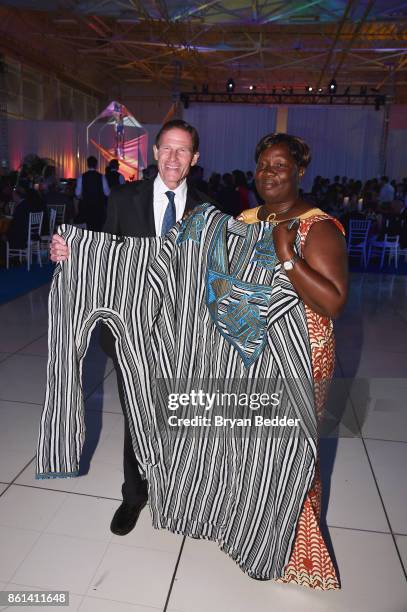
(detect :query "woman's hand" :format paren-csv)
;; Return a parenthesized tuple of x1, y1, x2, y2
(182, 209, 194, 221)
(50, 234, 69, 262)
(276, 219, 348, 319)
(272, 219, 299, 262)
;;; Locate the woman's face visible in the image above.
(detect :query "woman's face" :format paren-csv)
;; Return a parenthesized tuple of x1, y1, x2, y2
(255, 143, 301, 204)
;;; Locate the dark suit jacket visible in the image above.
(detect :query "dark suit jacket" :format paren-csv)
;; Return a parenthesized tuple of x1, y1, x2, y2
(100, 178, 216, 355)
(103, 179, 215, 237)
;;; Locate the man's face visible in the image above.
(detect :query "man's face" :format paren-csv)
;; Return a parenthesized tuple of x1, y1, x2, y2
(153, 128, 199, 190)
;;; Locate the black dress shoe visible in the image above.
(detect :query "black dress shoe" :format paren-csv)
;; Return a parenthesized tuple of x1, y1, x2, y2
(110, 499, 147, 536)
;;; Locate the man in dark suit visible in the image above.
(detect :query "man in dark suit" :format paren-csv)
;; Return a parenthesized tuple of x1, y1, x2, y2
(75, 155, 110, 230)
(50, 119, 214, 536)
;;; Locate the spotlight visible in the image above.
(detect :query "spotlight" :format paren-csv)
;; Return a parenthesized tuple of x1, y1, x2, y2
(306, 85, 313, 92)
(282, 87, 287, 93)
(329, 79, 337, 93)
(226, 78, 235, 92)
(249, 84, 256, 91)
(317, 87, 323, 93)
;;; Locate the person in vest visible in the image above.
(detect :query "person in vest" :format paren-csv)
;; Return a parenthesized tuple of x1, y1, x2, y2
(106, 159, 126, 189)
(75, 156, 110, 231)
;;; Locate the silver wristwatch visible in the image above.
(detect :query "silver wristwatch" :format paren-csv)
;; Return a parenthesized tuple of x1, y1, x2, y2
(282, 254, 299, 271)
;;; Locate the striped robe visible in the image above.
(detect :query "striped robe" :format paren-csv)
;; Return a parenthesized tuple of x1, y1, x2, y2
(37, 204, 317, 580)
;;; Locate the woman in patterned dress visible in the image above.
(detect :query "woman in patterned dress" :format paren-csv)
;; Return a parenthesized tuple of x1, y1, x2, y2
(237, 133, 348, 589)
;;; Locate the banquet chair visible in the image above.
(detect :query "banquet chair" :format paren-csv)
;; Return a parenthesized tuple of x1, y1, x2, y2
(398, 248, 407, 263)
(47, 204, 66, 228)
(6, 212, 43, 271)
(367, 234, 399, 269)
(40, 208, 57, 259)
(347, 219, 371, 267)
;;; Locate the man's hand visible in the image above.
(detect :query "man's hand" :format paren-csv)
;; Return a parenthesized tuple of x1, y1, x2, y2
(50, 234, 70, 262)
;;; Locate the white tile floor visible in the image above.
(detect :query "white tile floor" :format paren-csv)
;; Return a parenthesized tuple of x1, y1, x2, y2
(0, 275, 406, 611)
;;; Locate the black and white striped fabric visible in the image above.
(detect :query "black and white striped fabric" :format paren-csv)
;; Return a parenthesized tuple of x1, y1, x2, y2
(37, 205, 317, 580)
(37, 227, 161, 479)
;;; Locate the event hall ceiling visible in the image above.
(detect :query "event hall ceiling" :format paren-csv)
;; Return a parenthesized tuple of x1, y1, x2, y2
(0, 1, 406, 99)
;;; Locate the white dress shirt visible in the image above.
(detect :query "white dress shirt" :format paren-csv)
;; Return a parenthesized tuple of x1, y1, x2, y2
(75, 169, 110, 198)
(153, 174, 187, 236)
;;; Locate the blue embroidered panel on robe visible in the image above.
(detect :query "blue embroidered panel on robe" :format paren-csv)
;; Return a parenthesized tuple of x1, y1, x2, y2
(177, 209, 207, 245)
(207, 269, 273, 368)
(250, 227, 279, 270)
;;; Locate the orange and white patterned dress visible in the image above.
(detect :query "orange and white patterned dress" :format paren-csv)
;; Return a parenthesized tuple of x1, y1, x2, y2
(241, 207, 345, 590)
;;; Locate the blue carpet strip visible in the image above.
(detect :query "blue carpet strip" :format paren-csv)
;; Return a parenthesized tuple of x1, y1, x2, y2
(0, 258, 405, 307)
(0, 262, 55, 305)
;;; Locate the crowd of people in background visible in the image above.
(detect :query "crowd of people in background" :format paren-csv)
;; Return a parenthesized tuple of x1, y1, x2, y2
(308, 174, 407, 247)
(187, 170, 407, 246)
(1, 157, 407, 256)
(310, 174, 406, 212)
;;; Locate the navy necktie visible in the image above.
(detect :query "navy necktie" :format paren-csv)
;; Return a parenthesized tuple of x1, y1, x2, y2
(161, 190, 176, 236)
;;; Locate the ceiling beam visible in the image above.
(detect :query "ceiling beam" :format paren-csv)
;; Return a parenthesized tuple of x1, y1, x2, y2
(316, 0, 355, 89)
(263, 51, 327, 72)
(152, 0, 170, 20)
(210, 48, 259, 66)
(251, 0, 258, 22)
(260, 1, 290, 24)
(375, 53, 407, 89)
(206, 2, 250, 21)
(172, 0, 220, 22)
(261, 0, 322, 25)
(332, 0, 376, 80)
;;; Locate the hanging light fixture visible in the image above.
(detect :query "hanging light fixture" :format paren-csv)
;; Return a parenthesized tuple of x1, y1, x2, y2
(226, 78, 235, 92)
(329, 79, 337, 93)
